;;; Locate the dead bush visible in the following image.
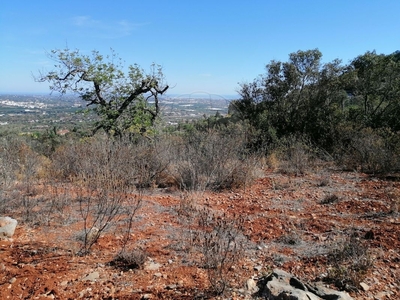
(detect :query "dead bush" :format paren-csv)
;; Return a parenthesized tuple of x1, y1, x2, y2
(0, 136, 21, 188)
(320, 194, 340, 205)
(196, 210, 245, 295)
(273, 135, 323, 175)
(110, 248, 148, 270)
(336, 127, 400, 174)
(171, 128, 261, 191)
(50, 135, 171, 189)
(325, 234, 373, 291)
(176, 196, 245, 296)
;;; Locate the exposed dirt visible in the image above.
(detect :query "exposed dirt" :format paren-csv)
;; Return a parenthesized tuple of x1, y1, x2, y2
(1, 169, 399, 299)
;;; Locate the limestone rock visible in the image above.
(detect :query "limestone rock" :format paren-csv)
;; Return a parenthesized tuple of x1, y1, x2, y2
(144, 261, 161, 271)
(360, 282, 370, 291)
(256, 269, 354, 300)
(0, 217, 18, 239)
(82, 271, 100, 282)
(246, 278, 258, 293)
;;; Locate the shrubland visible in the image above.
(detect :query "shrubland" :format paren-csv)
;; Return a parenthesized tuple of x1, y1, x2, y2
(0, 48, 399, 297)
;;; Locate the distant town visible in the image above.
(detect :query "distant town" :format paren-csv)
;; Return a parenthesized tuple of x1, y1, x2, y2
(0, 93, 231, 132)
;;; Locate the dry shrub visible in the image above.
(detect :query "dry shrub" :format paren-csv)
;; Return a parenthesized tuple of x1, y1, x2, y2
(266, 152, 280, 170)
(175, 194, 245, 296)
(170, 128, 261, 191)
(320, 193, 340, 205)
(336, 127, 400, 174)
(272, 135, 323, 175)
(0, 137, 47, 222)
(325, 235, 373, 291)
(110, 248, 148, 270)
(50, 135, 171, 188)
(196, 209, 245, 295)
(387, 187, 400, 214)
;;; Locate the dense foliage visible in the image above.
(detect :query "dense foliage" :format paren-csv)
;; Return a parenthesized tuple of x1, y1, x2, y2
(231, 49, 400, 173)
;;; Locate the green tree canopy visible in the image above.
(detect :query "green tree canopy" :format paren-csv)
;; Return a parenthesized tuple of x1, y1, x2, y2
(233, 48, 400, 153)
(347, 50, 400, 129)
(36, 48, 169, 136)
(233, 49, 348, 149)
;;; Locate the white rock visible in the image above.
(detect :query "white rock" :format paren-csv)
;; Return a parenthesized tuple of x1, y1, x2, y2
(0, 217, 18, 239)
(360, 282, 370, 291)
(246, 278, 258, 293)
(82, 271, 99, 282)
(144, 262, 161, 271)
(254, 265, 263, 272)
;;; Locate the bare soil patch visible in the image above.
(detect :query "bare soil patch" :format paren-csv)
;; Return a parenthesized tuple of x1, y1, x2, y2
(1, 169, 399, 299)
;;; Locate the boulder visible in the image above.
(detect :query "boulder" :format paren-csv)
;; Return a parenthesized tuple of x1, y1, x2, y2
(0, 217, 18, 239)
(256, 269, 353, 300)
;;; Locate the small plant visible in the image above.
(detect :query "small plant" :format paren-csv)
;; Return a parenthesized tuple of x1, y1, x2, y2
(317, 172, 331, 187)
(110, 249, 147, 270)
(271, 177, 291, 190)
(320, 194, 339, 205)
(276, 232, 301, 245)
(194, 208, 245, 296)
(325, 235, 373, 291)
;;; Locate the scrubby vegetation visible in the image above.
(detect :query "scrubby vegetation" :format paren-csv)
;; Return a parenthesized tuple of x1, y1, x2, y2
(1, 48, 399, 298)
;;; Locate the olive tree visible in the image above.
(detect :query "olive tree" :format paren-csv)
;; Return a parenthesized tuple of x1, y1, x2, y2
(36, 48, 168, 136)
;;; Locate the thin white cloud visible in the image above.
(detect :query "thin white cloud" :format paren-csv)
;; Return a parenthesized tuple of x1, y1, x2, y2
(71, 16, 147, 39)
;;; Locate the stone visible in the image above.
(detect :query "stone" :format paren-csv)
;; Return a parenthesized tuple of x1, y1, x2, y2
(165, 284, 177, 290)
(256, 269, 354, 300)
(360, 282, 370, 291)
(254, 265, 263, 272)
(0, 217, 18, 239)
(144, 261, 161, 271)
(82, 271, 100, 282)
(307, 282, 354, 300)
(246, 278, 258, 293)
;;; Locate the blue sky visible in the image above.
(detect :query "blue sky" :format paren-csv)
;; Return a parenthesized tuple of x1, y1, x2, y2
(1, 0, 399, 97)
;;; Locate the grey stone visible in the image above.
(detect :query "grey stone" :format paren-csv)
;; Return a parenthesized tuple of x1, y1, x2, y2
(254, 265, 263, 272)
(309, 282, 354, 300)
(257, 269, 354, 300)
(0, 217, 18, 239)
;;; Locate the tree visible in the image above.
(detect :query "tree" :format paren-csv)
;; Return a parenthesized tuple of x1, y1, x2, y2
(234, 49, 347, 150)
(347, 50, 400, 130)
(36, 48, 169, 136)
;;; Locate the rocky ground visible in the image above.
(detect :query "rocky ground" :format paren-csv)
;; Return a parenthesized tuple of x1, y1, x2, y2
(0, 168, 399, 299)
